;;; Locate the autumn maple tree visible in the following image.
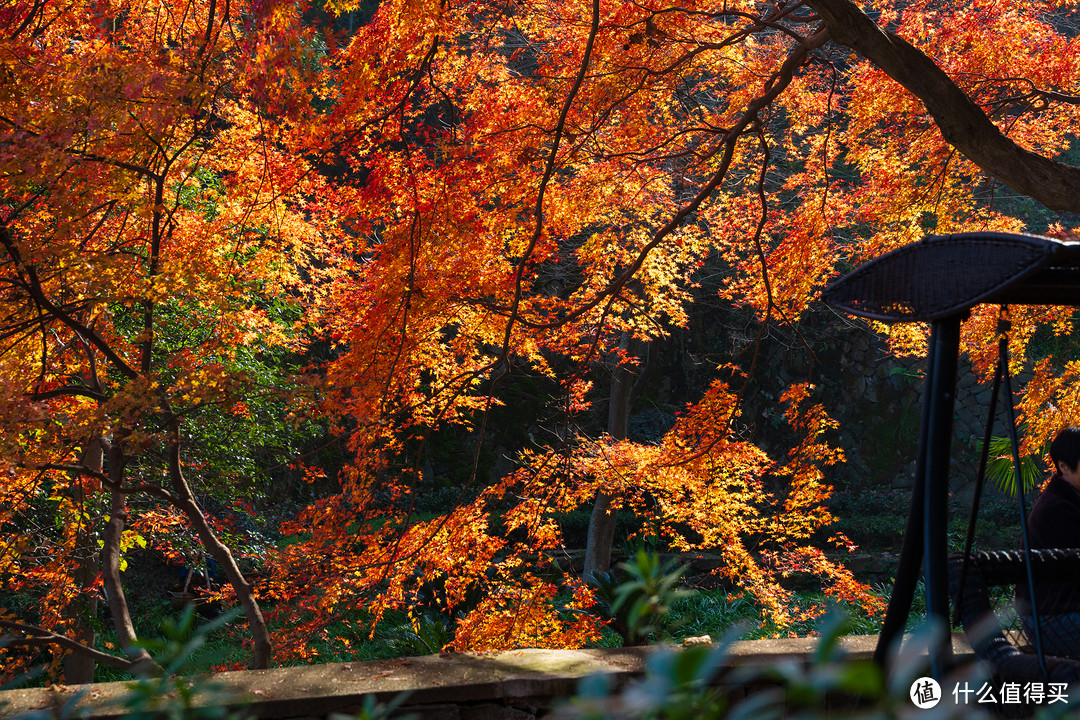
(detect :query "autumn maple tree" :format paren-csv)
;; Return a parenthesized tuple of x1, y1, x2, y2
(4, 0, 1080, 677)
(263, 0, 1080, 655)
(0, 0, 328, 677)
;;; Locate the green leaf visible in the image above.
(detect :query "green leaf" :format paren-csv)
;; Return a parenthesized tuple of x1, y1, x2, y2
(985, 435, 1043, 497)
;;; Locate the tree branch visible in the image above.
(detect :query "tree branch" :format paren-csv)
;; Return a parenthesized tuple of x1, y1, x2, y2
(165, 417, 273, 668)
(28, 462, 174, 499)
(0, 621, 150, 672)
(27, 386, 107, 402)
(0, 225, 139, 379)
(804, 0, 1080, 212)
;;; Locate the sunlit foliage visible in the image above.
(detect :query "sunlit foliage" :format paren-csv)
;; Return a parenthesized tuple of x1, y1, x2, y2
(3, 0, 1080, 673)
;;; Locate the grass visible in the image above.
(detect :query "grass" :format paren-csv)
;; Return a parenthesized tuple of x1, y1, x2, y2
(584, 586, 898, 652)
(92, 601, 241, 683)
(665, 588, 890, 641)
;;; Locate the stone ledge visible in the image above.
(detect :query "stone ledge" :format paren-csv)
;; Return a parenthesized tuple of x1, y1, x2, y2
(0, 634, 966, 719)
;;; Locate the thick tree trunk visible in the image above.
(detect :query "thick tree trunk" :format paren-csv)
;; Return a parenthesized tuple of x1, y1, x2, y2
(62, 439, 102, 684)
(100, 444, 156, 671)
(166, 424, 273, 669)
(583, 336, 657, 579)
(584, 491, 618, 580)
(62, 554, 98, 683)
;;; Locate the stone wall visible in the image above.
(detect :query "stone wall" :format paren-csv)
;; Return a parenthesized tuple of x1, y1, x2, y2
(0, 637, 897, 720)
(722, 314, 1030, 502)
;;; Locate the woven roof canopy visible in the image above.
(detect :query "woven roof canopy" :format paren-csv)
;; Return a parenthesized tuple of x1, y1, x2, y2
(822, 232, 1080, 322)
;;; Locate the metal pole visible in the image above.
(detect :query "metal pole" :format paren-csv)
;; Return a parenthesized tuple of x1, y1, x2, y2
(873, 320, 939, 668)
(998, 315, 1048, 679)
(955, 344, 1002, 619)
(923, 315, 962, 679)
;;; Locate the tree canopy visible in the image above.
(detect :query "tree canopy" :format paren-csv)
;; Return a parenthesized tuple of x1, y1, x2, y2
(2, 0, 1079, 674)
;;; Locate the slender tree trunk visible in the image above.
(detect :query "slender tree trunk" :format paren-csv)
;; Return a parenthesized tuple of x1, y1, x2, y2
(583, 335, 657, 579)
(100, 443, 156, 671)
(166, 423, 273, 668)
(63, 439, 102, 684)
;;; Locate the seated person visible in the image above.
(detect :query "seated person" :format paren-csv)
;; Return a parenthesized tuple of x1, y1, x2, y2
(1016, 426, 1080, 658)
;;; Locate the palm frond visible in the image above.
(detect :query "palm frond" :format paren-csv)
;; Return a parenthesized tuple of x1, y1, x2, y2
(984, 436, 1044, 497)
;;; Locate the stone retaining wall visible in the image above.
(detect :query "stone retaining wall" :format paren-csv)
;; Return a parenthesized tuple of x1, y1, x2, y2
(1, 636, 899, 719)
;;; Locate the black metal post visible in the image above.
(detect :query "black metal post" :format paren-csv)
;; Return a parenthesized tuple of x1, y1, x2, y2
(873, 332, 935, 667)
(922, 315, 962, 679)
(872, 315, 962, 676)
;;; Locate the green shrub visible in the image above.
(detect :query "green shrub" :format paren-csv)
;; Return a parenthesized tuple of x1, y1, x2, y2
(589, 550, 693, 646)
